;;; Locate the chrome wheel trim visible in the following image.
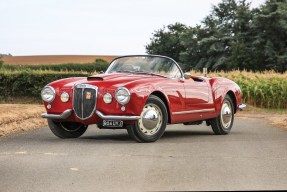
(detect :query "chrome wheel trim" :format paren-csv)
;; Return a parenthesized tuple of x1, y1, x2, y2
(220, 100, 233, 129)
(138, 103, 163, 136)
(60, 122, 83, 132)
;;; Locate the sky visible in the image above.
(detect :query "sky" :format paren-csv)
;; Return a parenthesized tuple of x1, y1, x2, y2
(1, 0, 266, 56)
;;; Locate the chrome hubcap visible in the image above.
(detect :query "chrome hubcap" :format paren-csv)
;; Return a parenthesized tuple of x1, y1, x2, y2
(220, 101, 232, 129)
(138, 104, 162, 135)
(142, 109, 159, 129)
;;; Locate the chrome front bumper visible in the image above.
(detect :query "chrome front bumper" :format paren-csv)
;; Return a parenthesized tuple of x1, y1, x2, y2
(41, 109, 73, 119)
(41, 109, 140, 121)
(95, 111, 140, 121)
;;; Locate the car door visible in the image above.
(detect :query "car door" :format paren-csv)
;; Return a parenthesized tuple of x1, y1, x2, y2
(170, 76, 216, 123)
(183, 77, 214, 111)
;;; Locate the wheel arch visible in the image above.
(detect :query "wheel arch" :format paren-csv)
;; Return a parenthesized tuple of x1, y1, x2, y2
(150, 91, 171, 124)
(226, 90, 237, 114)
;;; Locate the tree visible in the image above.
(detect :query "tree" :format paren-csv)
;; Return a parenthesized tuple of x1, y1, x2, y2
(145, 23, 188, 62)
(146, 0, 287, 72)
(181, 0, 253, 71)
(250, 0, 287, 72)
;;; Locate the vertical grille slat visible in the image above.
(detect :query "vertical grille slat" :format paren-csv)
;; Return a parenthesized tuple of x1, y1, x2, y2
(73, 87, 83, 118)
(73, 84, 98, 120)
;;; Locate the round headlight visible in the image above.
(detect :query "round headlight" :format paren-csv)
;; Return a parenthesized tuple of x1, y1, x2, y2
(41, 86, 56, 102)
(60, 92, 69, 103)
(103, 93, 112, 104)
(115, 87, 130, 105)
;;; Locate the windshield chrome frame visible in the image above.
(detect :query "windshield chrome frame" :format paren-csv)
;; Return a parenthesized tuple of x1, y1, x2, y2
(105, 55, 184, 79)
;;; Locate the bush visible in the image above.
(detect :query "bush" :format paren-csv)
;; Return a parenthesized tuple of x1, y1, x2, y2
(93, 59, 111, 72)
(0, 58, 110, 101)
(0, 70, 89, 99)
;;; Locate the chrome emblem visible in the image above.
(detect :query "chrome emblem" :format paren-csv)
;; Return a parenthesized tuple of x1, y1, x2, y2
(86, 92, 91, 100)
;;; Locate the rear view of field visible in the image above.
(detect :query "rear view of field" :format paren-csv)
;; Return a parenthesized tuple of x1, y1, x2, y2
(2, 55, 117, 65)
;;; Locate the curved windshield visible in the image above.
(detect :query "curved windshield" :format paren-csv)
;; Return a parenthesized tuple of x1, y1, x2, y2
(106, 56, 182, 79)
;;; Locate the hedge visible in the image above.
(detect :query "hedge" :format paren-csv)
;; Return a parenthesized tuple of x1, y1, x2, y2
(0, 70, 89, 99)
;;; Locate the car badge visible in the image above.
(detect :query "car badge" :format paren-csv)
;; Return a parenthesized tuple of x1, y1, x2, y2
(86, 92, 92, 100)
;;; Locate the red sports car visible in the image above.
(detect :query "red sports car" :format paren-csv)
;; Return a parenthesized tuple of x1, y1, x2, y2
(41, 55, 245, 142)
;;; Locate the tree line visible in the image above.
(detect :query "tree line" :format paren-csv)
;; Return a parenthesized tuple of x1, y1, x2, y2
(146, 0, 287, 73)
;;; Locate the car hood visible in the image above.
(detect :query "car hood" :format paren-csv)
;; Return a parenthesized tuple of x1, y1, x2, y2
(52, 73, 165, 90)
(87, 73, 164, 88)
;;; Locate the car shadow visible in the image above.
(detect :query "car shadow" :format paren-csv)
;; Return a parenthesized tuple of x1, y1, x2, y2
(42, 130, 216, 143)
(78, 130, 214, 142)
(80, 133, 131, 142)
(162, 130, 213, 138)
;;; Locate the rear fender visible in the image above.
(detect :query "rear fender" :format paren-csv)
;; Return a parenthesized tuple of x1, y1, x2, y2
(209, 78, 241, 116)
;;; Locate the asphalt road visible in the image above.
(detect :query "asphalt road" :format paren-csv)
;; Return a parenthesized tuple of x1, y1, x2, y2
(1, 116, 287, 191)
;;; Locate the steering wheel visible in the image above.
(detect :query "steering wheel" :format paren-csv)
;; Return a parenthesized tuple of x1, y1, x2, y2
(120, 64, 134, 71)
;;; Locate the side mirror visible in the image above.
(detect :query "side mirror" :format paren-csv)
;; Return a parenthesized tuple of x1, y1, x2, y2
(184, 72, 192, 80)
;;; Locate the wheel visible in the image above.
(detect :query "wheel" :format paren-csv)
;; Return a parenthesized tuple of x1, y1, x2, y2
(127, 95, 168, 143)
(126, 125, 142, 142)
(48, 119, 88, 138)
(210, 95, 234, 135)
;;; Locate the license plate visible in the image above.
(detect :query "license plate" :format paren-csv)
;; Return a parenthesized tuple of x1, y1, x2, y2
(103, 120, 123, 127)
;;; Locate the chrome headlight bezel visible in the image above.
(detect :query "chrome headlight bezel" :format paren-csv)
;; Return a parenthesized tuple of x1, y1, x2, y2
(41, 86, 56, 103)
(103, 93, 113, 104)
(60, 92, 69, 103)
(115, 87, 130, 105)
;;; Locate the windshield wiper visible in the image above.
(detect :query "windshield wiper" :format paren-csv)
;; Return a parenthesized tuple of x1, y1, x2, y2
(116, 70, 167, 78)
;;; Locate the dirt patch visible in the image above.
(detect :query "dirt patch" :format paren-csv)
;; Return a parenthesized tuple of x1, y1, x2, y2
(269, 116, 287, 128)
(237, 111, 287, 129)
(2, 55, 118, 65)
(0, 104, 47, 136)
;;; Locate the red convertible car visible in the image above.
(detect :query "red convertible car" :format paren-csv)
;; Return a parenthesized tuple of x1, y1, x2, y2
(41, 55, 245, 142)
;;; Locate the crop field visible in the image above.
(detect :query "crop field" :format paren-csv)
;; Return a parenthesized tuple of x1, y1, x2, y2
(2, 55, 117, 65)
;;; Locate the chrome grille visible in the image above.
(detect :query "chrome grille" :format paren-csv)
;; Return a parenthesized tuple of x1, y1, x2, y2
(73, 84, 98, 120)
